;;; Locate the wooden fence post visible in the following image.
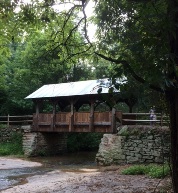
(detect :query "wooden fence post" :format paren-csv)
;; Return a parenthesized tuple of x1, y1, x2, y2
(111, 108, 116, 133)
(160, 112, 163, 126)
(89, 100, 94, 132)
(7, 114, 10, 127)
(69, 100, 74, 132)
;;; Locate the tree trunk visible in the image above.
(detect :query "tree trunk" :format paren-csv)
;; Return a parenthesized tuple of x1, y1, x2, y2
(129, 106, 132, 113)
(166, 90, 178, 193)
(125, 101, 134, 113)
(167, 1, 178, 191)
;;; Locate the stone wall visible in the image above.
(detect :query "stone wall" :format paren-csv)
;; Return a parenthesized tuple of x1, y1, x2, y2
(0, 125, 67, 156)
(0, 125, 22, 142)
(96, 125, 170, 165)
(22, 125, 67, 156)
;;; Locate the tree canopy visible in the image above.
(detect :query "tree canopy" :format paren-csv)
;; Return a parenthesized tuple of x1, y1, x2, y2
(94, 0, 177, 91)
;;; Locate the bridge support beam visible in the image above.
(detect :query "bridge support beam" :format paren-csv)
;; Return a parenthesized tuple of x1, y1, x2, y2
(22, 125, 67, 156)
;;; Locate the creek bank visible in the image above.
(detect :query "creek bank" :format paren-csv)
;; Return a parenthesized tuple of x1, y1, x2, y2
(0, 157, 171, 193)
(0, 156, 170, 193)
(2, 171, 170, 193)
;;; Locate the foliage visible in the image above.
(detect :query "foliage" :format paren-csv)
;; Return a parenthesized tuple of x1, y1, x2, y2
(148, 164, 170, 178)
(121, 164, 170, 178)
(67, 133, 103, 152)
(0, 124, 8, 129)
(0, 1, 93, 115)
(0, 132, 23, 156)
(91, 58, 113, 79)
(37, 149, 48, 157)
(94, 0, 174, 89)
(121, 165, 149, 175)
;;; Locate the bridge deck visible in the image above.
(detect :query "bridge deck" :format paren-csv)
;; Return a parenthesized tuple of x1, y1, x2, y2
(32, 111, 122, 133)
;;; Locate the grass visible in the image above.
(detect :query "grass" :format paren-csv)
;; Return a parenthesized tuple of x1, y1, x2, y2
(0, 132, 24, 156)
(121, 164, 170, 178)
(0, 124, 8, 129)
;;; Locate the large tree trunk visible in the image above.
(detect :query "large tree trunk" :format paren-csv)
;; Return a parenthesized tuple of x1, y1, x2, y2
(166, 90, 178, 193)
(167, 1, 178, 192)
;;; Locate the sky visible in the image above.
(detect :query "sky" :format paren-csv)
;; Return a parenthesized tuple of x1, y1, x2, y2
(20, 0, 97, 41)
(52, 0, 96, 41)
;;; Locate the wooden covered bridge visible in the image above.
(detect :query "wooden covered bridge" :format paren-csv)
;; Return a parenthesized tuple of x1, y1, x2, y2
(26, 79, 123, 133)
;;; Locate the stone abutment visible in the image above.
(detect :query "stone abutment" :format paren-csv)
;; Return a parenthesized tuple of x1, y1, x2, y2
(22, 125, 67, 156)
(96, 125, 170, 165)
(0, 124, 170, 162)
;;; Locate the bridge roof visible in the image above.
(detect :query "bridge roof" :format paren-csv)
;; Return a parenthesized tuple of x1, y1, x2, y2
(25, 79, 120, 99)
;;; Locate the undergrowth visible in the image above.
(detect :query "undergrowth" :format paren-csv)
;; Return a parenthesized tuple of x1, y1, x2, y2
(0, 132, 24, 156)
(121, 164, 170, 178)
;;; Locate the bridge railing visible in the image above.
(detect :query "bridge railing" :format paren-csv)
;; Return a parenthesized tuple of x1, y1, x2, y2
(0, 115, 33, 127)
(0, 112, 169, 128)
(122, 113, 169, 126)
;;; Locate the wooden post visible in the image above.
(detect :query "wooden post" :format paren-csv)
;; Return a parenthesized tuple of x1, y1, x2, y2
(89, 100, 94, 132)
(115, 111, 122, 127)
(160, 112, 163, 126)
(69, 100, 74, 132)
(51, 101, 57, 131)
(111, 107, 116, 133)
(34, 100, 40, 131)
(7, 114, 10, 128)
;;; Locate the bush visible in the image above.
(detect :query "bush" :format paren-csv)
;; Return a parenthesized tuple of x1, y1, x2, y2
(67, 133, 103, 152)
(0, 132, 24, 156)
(147, 164, 170, 178)
(0, 124, 7, 129)
(121, 165, 149, 175)
(121, 164, 170, 178)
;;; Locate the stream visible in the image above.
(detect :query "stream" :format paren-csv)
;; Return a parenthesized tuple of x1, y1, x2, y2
(0, 151, 98, 191)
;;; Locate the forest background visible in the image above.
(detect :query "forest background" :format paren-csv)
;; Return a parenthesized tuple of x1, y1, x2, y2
(1, 0, 178, 192)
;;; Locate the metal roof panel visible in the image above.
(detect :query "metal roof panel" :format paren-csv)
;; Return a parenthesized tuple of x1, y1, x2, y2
(25, 79, 120, 99)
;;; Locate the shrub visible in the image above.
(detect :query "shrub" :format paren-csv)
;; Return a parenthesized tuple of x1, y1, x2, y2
(121, 165, 149, 175)
(147, 164, 170, 178)
(0, 132, 23, 156)
(67, 133, 103, 152)
(0, 124, 7, 129)
(121, 164, 170, 178)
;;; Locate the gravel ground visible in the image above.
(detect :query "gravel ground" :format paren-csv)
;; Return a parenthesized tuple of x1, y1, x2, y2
(0, 157, 172, 193)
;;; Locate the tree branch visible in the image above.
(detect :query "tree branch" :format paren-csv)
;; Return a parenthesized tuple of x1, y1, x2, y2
(81, 0, 93, 47)
(94, 52, 163, 93)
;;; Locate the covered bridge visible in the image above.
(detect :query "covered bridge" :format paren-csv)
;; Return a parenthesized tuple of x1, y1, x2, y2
(25, 79, 123, 133)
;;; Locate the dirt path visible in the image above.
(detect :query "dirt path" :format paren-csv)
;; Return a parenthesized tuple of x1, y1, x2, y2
(0, 157, 171, 193)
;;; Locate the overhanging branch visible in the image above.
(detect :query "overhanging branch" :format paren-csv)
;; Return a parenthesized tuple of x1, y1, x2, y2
(94, 52, 163, 93)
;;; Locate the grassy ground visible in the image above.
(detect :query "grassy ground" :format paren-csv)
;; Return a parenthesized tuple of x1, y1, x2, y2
(121, 163, 171, 178)
(0, 132, 24, 156)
